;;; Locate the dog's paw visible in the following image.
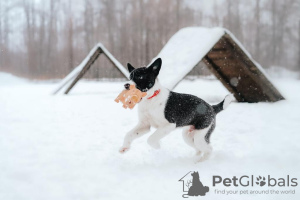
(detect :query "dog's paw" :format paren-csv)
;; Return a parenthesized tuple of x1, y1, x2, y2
(119, 146, 130, 154)
(147, 138, 161, 149)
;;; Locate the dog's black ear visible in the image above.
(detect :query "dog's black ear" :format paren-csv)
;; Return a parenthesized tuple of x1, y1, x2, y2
(127, 63, 135, 73)
(148, 58, 162, 76)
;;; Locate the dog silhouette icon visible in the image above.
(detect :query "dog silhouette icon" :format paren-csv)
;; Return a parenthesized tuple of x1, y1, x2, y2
(179, 171, 209, 198)
(188, 171, 209, 196)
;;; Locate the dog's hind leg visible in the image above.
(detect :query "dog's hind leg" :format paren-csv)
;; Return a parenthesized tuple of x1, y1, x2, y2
(119, 122, 150, 153)
(182, 126, 199, 154)
(193, 124, 214, 162)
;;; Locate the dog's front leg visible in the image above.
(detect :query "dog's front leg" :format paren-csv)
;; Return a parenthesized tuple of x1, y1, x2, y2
(147, 124, 176, 149)
(119, 122, 150, 153)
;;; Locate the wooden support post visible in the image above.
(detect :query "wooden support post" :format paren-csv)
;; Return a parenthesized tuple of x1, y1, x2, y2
(64, 47, 102, 94)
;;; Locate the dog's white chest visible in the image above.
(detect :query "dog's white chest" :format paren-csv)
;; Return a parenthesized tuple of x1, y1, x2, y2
(148, 103, 167, 128)
(138, 90, 170, 128)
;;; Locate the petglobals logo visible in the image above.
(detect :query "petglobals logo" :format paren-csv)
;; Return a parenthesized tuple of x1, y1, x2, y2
(178, 172, 298, 198)
(212, 175, 298, 187)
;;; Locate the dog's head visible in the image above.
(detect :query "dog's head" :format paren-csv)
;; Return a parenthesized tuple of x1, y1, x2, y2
(191, 171, 199, 179)
(127, 58, 162, 92)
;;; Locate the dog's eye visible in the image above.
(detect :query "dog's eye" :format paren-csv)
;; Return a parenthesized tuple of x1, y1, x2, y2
(138, 76, 143, 80)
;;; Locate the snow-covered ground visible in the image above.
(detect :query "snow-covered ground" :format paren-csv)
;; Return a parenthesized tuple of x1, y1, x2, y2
(0, 72, 300, 200)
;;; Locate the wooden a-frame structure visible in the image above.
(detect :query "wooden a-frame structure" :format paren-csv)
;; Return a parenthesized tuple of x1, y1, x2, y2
(53, 43, 129, 95)
(54, 28, 284, 103)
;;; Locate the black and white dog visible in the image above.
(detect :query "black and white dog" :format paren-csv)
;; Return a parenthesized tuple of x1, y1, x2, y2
(119, 58, 234, 162)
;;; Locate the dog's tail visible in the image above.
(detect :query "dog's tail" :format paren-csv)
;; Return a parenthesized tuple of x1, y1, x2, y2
(212, 94, 234, 114)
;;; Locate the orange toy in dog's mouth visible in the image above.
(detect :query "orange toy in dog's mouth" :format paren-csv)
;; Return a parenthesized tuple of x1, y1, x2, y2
(115, 85, 147, 109)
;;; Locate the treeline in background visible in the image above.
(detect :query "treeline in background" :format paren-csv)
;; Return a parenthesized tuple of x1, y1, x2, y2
(0, 0, 299, 79)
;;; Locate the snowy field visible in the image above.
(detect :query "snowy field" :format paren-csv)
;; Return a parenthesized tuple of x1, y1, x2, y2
(0, 72, 300, 200)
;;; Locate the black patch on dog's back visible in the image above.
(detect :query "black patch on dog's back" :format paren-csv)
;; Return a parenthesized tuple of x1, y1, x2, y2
(164, 92, 215, 130)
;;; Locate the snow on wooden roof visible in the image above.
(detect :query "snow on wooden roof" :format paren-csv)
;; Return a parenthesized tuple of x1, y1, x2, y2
(151, 27, 284, 102)
(152, 27, 225, 90)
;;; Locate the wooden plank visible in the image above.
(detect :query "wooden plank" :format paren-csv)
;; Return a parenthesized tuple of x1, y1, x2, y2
(204, 34, 284, 102)
(212, 38, 229, 49)
(205, 56, 270, 102)
(204, 55, 269, 102)
(203, 56, 244, 102)
(64, 48, 102, 94)
(207, 50, 232, 60)
(223, 34, 284, 102)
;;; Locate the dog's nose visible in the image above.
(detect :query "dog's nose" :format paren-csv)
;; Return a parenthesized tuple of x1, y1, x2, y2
(124, 83, 130, 90)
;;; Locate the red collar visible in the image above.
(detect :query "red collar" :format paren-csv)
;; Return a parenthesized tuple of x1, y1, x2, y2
(147, 89, 161, 99)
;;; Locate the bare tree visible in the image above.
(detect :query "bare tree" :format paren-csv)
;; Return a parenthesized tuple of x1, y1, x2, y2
(22, 0, 37, 77)
(0, 0, 299, 79)
(0, 1, 3, 69)
(254, 0, 261, 61)
(271, 0, 277, 65)
(84, 0, 94, 52)
(299, 20, 300, 71)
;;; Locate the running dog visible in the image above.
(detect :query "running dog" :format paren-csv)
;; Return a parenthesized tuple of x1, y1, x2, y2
(119, 58, 234, 162)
